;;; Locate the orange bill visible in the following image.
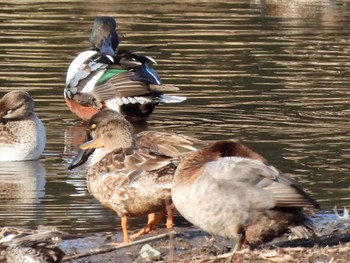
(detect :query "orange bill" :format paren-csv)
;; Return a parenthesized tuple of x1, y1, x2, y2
(80, 136, 105, 150)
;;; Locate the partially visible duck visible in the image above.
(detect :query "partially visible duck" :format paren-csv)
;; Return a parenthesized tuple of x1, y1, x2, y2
(0, 227, 65, 263)
(69, 109, 202, 244)
(65, 16, 186, 123)
(0, 90, 46, 161)
(172, 140, 320, 252)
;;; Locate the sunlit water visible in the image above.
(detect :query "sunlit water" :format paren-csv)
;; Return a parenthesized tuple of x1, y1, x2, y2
(0, 0, 350, 234)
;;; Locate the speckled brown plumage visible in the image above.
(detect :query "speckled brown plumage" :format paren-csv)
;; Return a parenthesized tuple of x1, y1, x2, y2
(70, 109, 203, 244)
(87, 147, 176, 217)
(0, 90, 46, 161)
(0, 227, 65, 263)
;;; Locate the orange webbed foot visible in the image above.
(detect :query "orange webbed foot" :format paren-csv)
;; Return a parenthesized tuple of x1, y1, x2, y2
(130, 211, 167, 239)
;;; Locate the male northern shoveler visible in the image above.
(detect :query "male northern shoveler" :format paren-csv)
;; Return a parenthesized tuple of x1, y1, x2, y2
(172, 140, 320, 252)
(65, 16, 186, 123)
(69, 109, 202, 244)
(0, 90, 46, 161)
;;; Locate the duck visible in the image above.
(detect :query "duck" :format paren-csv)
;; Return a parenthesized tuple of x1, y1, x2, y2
(0, 227, 65, 263)
(69, 109, 203, 244)
(65, 16, 186, 123)
(171, 140, 320, 252)
(0, 90, 46, 161)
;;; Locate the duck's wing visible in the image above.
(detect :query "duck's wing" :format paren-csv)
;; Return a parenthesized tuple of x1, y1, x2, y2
(91, 148, 175, 191)
(204, 157, 319, 209)
(65, 50, 109, 91)
(66, 58, 152, 107)
(89, 48, 161, 98)
(91, 70, 155, 100)
(92, 48, 186, 104)
(0, 227, 67, 263)
(97, 147, 175, 175)
(136, 131, 205, 157)
(65, 51, 112, 109)
(66, 49, 186, 106)
(0, 227, 80, 245)
(80, 62, 164, 106)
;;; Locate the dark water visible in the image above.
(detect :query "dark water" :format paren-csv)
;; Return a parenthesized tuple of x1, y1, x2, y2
(0, 0, 350, 234)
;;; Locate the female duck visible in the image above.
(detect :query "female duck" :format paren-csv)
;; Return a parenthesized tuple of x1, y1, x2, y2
(172, 140, 320, 252)
(70, 109, 201, 244)
(65, 16, 186, 122)
(0, 90, 46, 161)
(0, 227, 65, 263)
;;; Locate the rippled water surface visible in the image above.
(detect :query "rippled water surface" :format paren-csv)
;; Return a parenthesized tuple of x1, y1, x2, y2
(0, 0, 350, 234)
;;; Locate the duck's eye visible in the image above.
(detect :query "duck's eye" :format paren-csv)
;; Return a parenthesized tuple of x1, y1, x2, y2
(91, 123, 97, 130)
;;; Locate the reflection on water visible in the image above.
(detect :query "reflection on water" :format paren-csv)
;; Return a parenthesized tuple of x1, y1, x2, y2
(0, 161, 45, 226)
(0, 0, 349, 233)
(0, 161, 45, 203)
(255, 0, 343, 19)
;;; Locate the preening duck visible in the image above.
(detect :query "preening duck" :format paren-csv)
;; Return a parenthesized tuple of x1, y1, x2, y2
(172, 140, 320, 251)
(65, 16, 186, 123)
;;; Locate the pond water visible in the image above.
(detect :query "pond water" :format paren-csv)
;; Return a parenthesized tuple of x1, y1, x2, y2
(0, 0, 350, 234)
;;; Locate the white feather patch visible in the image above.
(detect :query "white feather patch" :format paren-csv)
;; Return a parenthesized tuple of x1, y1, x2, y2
(105, 99, 122, 111)
(122, 97, 130, 104)
(128, 97, 138, 104)
(106, 55, 114, 63)
(145, 55, 157, 65)
(158, 95, 187, 103)
(81, 70, 105, 93)
(134, 96, 153, 104)
(66, 50, 97, 84)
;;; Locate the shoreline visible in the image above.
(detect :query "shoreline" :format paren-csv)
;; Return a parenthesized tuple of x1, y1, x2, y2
(60, 224, 350, 263)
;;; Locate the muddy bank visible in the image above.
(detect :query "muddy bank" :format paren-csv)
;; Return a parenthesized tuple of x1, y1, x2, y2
(60, 212, 350, 263)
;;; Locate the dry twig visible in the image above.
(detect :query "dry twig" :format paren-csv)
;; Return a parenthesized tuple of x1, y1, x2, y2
(62, 231, 175, 261)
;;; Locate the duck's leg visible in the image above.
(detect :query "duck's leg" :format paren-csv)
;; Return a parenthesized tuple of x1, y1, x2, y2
(232, 225, 245, 252)
(110, 216, 130, 245)
(130, 211, 167, 240)
(147, 213, 156, 225)
(121, 216, 130, 244)
(166, 201, 174, 228)
(148, 210, 167, 229)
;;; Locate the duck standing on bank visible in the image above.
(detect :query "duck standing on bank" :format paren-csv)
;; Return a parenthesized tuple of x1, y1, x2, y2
(0, 90, 46, 161)
(65, 16, 186, 123)
(69, 109, 202, 244)
(172, 140, 320, 252)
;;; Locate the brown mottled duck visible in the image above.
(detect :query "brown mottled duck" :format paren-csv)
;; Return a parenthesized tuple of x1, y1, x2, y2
(69, 109, 203, 244)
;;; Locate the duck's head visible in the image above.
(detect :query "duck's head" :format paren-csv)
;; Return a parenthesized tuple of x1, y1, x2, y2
(82, 109, 135, 151)
(0, 90, 34, 123)
(89, 16, 119, 57)
(68, 109, 135, 169)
